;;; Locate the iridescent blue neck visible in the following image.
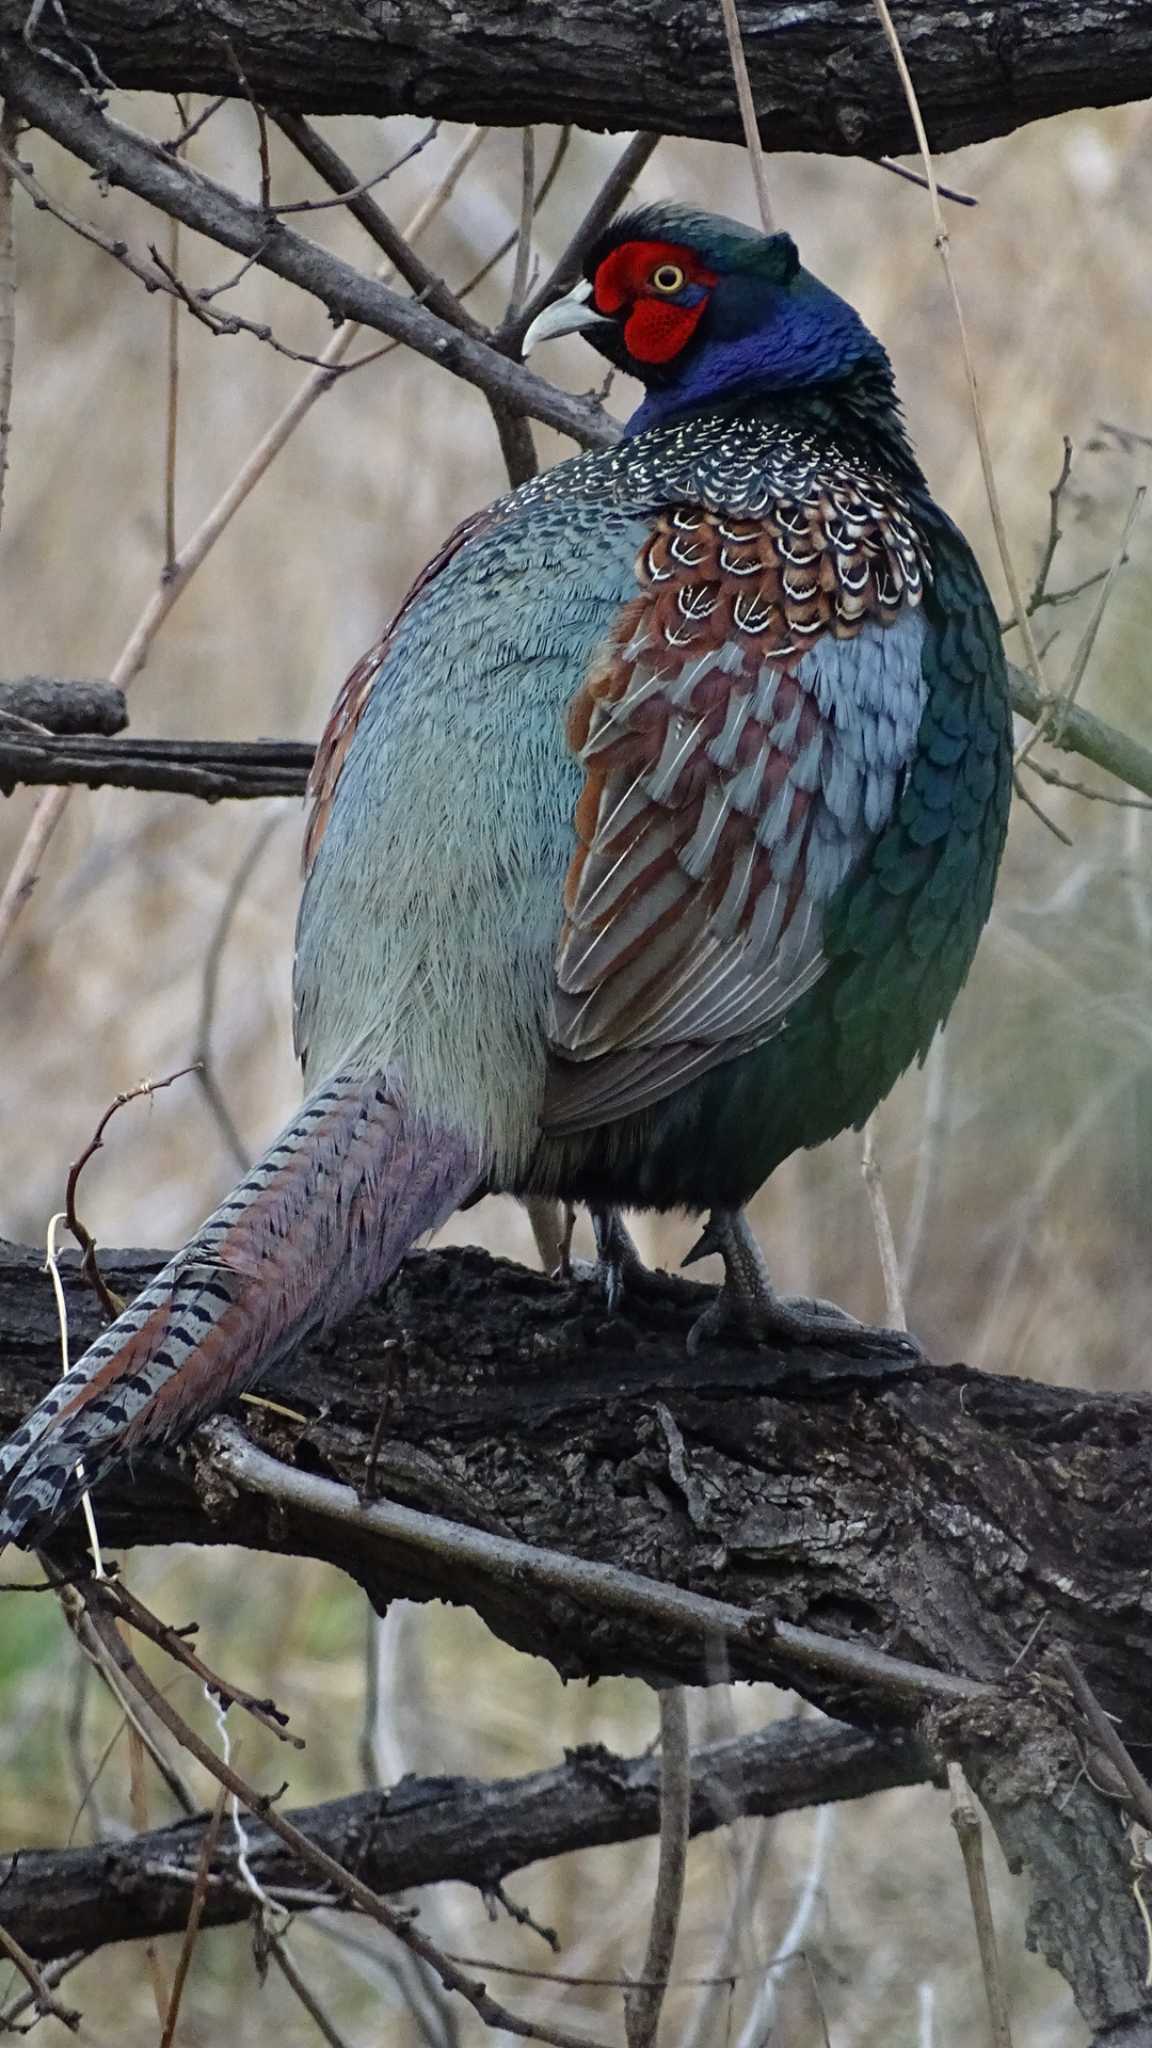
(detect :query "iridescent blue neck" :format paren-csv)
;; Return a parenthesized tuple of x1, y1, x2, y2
(625, 275, 892, 437)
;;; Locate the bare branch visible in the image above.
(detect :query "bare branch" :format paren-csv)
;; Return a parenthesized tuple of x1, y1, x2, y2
(0, 728, 313, 797)
(5, 0, 1152, 156)
(0, 678, 126, 734)
(0, 1715, 929, 1964)
(504, 131, 659, 350)
(717, 0, 773, 231)
(0, 99, 16, 535)
(158, 1785, 228, 2048)
(206, 1421, 990, 1713)
(74, 1583, 618, 2048)
(947, 1764, 1015, 2048)
(625, 1687, 691, 2047)
(268, 112, 486, 339)
(1007, 661, 1152, 805)
(0, 1920, 81, 2031)
(869, 0, 1048, 707)
(0, 47, 617, 453)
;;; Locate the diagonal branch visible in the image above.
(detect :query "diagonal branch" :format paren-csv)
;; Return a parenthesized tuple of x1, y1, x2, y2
(0, 46, 617, 453)
(268, 111, 487, 341)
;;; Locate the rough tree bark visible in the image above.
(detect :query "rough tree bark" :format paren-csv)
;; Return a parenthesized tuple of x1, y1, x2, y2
(2, 5, 1151, 2035)
(2, 1238, 1152, 2040)
(0, 1718, 929, 1962)
(2, 0, 1152, 156)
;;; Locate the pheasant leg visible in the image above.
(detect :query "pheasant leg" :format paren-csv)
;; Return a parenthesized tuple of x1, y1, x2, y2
(586, 1207, 703, 1312)
(685, 1208, 922, 1358)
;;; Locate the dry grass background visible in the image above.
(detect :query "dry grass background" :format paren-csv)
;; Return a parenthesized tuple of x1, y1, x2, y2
(1, 85, 1151, 2047)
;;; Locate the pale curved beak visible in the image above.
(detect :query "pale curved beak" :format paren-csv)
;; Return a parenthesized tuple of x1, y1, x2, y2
(521, 278, 612, 356)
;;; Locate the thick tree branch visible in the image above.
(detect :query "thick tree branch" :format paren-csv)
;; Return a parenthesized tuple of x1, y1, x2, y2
(0, 1719, 929, 1964)
(0, 1235, 1148, 1729)
(3, 0, 1152, 156)
(0, 677, 126, 736)
(3, 1237, 1152, 2032)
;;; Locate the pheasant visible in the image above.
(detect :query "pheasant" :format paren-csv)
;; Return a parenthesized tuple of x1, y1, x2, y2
(0, 203, 1011, 1546)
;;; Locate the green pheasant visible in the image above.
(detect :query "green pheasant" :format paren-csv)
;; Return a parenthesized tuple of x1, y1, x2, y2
(0, 203, 1011, 1544)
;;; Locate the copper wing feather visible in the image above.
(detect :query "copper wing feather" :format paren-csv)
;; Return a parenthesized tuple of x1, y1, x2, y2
(543, 484, 930, 1134)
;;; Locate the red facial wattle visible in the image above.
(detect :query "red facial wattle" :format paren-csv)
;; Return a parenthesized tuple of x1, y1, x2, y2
(591, 239, 717, 368)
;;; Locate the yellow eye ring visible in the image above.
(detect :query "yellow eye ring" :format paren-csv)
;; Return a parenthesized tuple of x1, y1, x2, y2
(650, 263, 686, 294)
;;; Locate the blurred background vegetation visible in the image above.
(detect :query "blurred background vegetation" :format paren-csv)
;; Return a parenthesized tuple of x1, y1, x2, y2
(1, 89, 1150, 2046)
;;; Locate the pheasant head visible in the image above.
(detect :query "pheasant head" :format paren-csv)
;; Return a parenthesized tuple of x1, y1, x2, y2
(523, 203, 897, 437)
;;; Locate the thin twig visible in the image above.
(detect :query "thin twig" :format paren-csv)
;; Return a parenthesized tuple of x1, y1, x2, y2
(64, 1066, 199, 1319)
(158, 1783, 229, 2048)
(268, 113, 483, 336)
(1029, 437, 1073, 617)
(106, 1575, 304, 1748)
(358, 1605, 382, 1791)
(271, 121, 440, 217)
(508, 126, 536, 318)
(193, 810, 283, 1172)
(1011, 768, 1073, 845)
(0, 1950, 87, 2032)
(946, 1763, 1014, 2048)
(0, 1920, 81, 2031)
(860, 1118, 907, 1328)
(0, 138, 346, 369)
(268, 1933, 358, 2048)
(876, 155, 977, 205)
(1022, 755, 1152, 811)
(461, 126, 573, 317)
(146, 239, 352, 363)
(128, 1719, 173, 2026)
(0, 116, 488, 955)
(626, 1688, 691, 2047)
(75, 1585, 614, 2048)
(162, 93, 186, 576)
(206, 1422, 991, 1709)
(216, 34, 272, 214)
(1025, 485, 1146, 760)
(869, 0, 1047, 707)
(0, 101, 17, 537)
(65, 1651, 101, 1839)
(50, 1576, 199, 1817)
(717, 0, 773, 231)
(163, 209, 179, 573)
(164, 94, 228, 153)
(734, 1805, 835, 2048)
(1052, 1647, 1152, 1836)
(67, 1702, 132, 1845)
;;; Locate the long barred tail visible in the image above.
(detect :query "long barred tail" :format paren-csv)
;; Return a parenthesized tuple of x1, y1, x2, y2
(0, 1072, 479, 1548)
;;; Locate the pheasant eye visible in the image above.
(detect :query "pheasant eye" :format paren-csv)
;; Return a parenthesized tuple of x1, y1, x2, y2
(650, 263, 686, 294)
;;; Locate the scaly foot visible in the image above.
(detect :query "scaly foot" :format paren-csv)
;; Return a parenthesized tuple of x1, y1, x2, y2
(683, 1209, 922, 1359)
(583, 1207, 704, 1313)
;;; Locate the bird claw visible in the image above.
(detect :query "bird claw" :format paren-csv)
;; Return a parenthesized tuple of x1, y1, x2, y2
(687, 1288, 923, 1359)
(563, 1208, 706, 1314)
